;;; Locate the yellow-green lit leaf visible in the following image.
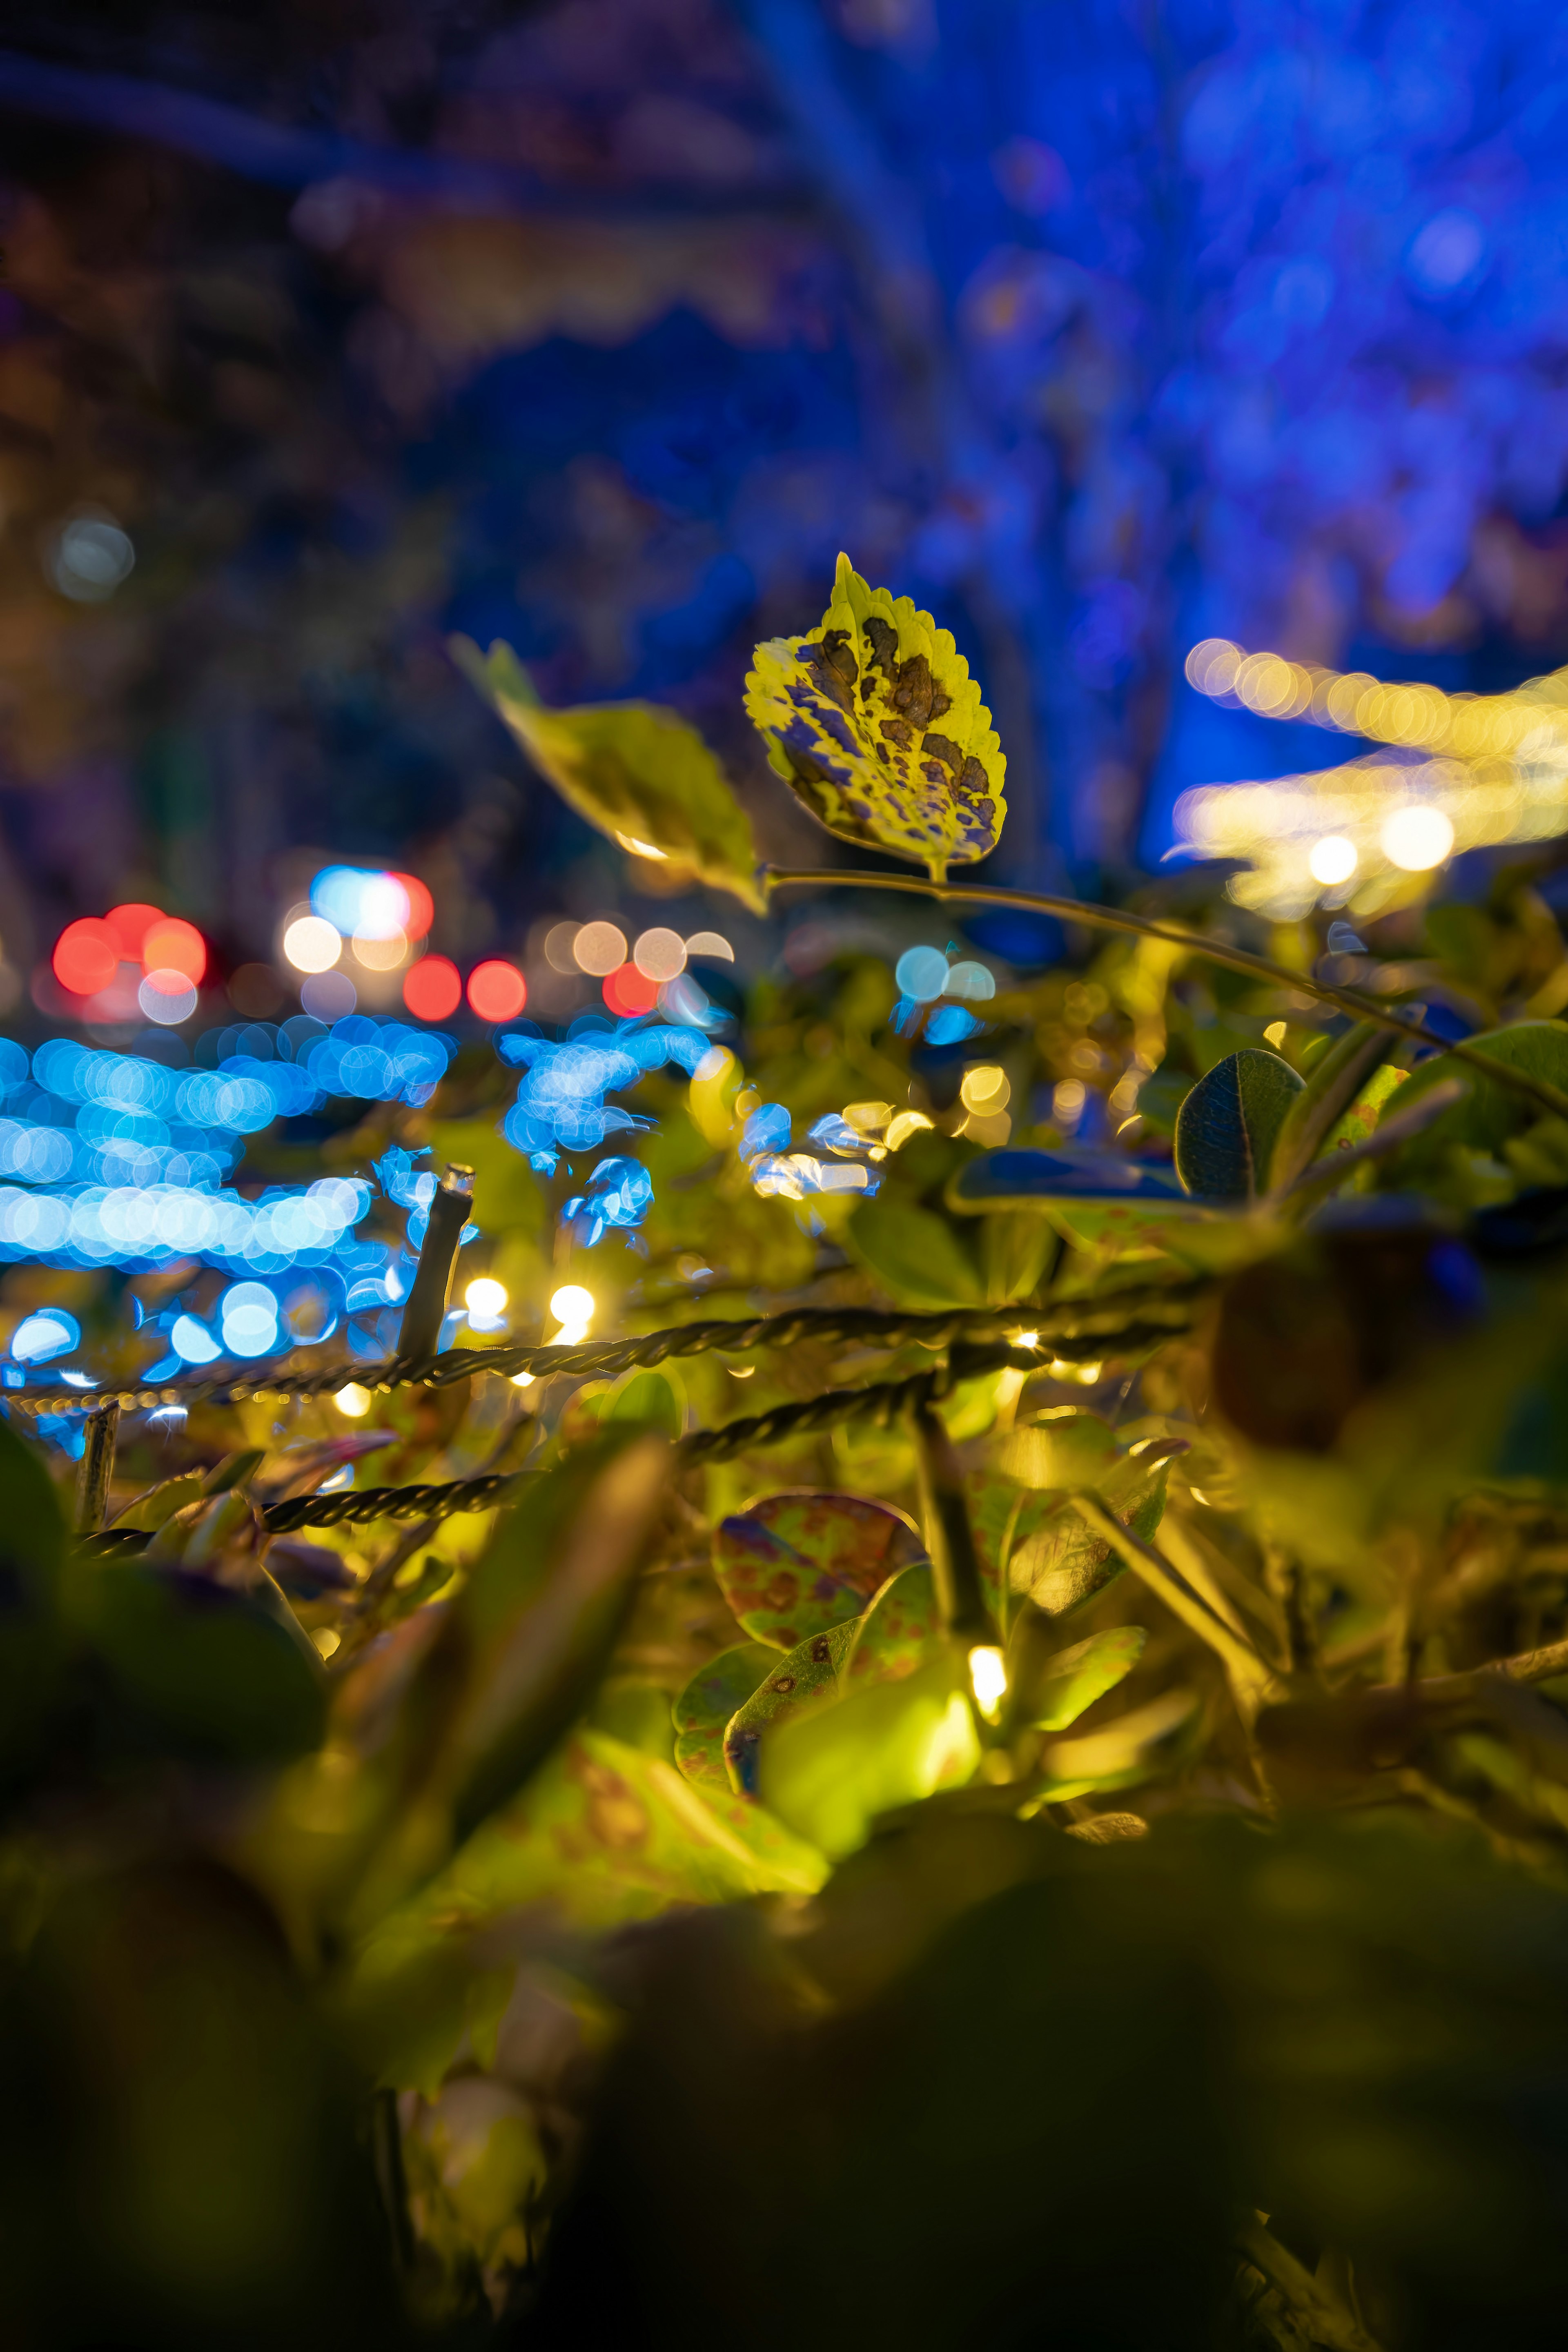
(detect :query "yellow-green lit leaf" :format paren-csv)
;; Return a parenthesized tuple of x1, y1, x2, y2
(454, 637, 764, 911)
(744, 553, 1006, 881)
(673, 1641, 777, 1788)
(757, 1652, 980, 1859)
(1035, 1686, 1202, 1800)
(1009, 1622, 1146, 1732)
(845, 1198, 987, 1310)
(712, 1489, 925, 1650)
(1267, 1021, 1395, 1191)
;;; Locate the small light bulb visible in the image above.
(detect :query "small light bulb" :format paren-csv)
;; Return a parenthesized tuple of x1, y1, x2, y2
(464, 1276, 508, 1321)
(1013, 1329, 1040, 1351)
(969, 1644, 1008, 1722)
(511, 1370, 536, 1390)
(335, 1381, 371, 1417)
(549, 1284, 594, 1326)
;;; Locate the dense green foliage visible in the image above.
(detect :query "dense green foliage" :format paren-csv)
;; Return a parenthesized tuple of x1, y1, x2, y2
(9, 569, 1568, 2346)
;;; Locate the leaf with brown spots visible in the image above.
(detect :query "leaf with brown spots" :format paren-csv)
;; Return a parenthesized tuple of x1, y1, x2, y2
(724, 1619, 860, 1795)
(712, 1489, 926, 1650)
(672, 1642, 777, 1790)
(745, 554, 1007, 881)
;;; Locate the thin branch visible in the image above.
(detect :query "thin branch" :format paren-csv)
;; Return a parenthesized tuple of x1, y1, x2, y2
(1070, 1492, 1281, 1707)
(764, 868, 1568, 1121)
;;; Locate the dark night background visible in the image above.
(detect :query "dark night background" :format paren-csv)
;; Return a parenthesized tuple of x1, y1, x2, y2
(0, 0, 1567, 1007)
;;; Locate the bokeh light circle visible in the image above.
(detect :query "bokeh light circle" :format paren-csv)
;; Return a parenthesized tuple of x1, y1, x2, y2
(391, 873, 434, 939)
(283, 915, 342, 973)
(301, 971, 356, 1020)
(633, 927, 686, 982)
(1309, 835, 1359, 885)
(1381, 806, 1455, 872)
(467, 960, 527, 1022)
(573, 921, 628, 977)
(141, 918, 205, 985)
(895, 945, 951, 1002)
(53, 919, 119, 997)
(105, 903, 164, 960)
(138, 971, 198, 1024)
(403, 955, 462, 1021)
(11, 1307, 80, 1363)
(604, 963, 659, 1015)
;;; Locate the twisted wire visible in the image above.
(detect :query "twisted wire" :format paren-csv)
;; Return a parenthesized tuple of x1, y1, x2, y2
(17, 1285, 1204, 1415)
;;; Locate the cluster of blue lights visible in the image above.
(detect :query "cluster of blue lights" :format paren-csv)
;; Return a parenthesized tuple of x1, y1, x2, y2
(499, 1018, 718, 1173)
(561, 1155, 654, 1250)
(887, 949, 995, 1046)
(738, 1102, 882, 1207)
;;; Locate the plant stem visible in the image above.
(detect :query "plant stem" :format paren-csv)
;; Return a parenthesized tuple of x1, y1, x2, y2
(75, 1400, 120, 1535)
(1071, 1491, 1280, 1711)
(396, 1162, 475, 1364)
(763, 867, 1568, 1121)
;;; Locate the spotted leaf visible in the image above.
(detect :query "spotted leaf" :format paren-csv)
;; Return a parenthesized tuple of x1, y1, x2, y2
(745, 553, 1006, 881)
(724, 1620, 860, 1796)
(713, 1489, 925, 1650)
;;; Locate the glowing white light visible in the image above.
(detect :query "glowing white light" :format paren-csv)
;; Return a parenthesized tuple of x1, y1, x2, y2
(283, 915, 343, 973)
(615, 831, 668, 860)
(968, 1644, 1008, 1722)
(510, 1370, 536, 1389)
(1013, 1329, 1040, 1351)
(1381, 805, 1455, 871)
(464, 1276, 508, 1321)
(138, 972, 198, 1024)
(548, 1283, 595, 1343)
(335, 1382, 371, 1417)
(1308, 834, 1358, 885)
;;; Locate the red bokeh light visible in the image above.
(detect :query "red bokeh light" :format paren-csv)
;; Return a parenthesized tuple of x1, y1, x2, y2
(603, 962, 659, 1016)
(53, 918, 119, 997)
(141, 917, 206, 985)
(467, 960, 528, 1023)
(105, 902, 164, 961)
(403, 954, 462, 1021)
(391, 872, 434, 940)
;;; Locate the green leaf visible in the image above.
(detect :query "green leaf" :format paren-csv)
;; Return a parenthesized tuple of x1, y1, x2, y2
(757, 1652, 980, 1859)
(946, 1147, 1262, 1270)
(346, 1730, 826, 2089)
(841, 1561, 944, 1687)
(66, 1561, 326, 1765)
(1006, 1621, 1146, 1732)
(712, 1489, 925, 1650)
(1004, 1445, 1177, 1618)
(724, 1619, 860, 1795)
(1382, 1020, 1568, 1169)
(744, 553, 1006, 881)
(845, 1197, 987, 1309)
(1174, 1049, 1305, 1200)
(453, 637, 764, 911)
(673, 1641, 777, 1789)
(353, 1428, 670, 1917)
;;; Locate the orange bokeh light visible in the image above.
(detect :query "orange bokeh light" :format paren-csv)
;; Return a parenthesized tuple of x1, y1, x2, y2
(603, 962, 659, 1016)
(140, 917, 206, 985)
(53, 918, 120, 997)
(466, 960, 527, 1022)
(403, 954, 462, 1021)
(105, 902, 164, 960)
(391, 872, 434, 940)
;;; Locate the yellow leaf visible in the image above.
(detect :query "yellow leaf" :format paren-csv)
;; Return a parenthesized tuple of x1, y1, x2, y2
(744, 552, 1007, 881)
(453, 637, 764, 911)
